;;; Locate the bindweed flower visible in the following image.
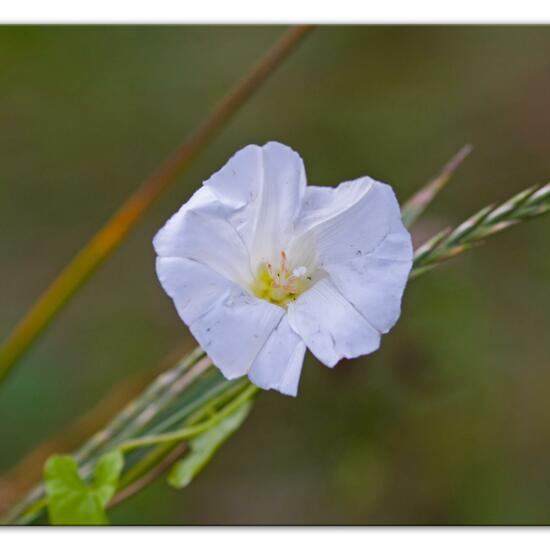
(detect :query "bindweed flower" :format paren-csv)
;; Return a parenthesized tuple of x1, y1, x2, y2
(154, 142, 412, 396)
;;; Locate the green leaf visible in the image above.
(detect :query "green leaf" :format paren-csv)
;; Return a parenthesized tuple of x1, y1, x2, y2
(168, 400, 252, 489)
(44, 450, 124, 525)
(92, 450, 124, 507)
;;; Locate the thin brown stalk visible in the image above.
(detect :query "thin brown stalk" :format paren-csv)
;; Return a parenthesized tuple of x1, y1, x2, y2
(0, 25, 314, 384)
(401, 144, 472, 227)
(106, 442, 188, 509)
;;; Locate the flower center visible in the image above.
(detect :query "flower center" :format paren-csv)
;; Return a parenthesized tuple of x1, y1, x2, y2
(252, 250, 312, 308)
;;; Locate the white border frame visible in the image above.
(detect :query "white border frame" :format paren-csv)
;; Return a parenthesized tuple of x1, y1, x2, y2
(1, 0, 550, 23)
(2, 528, 550, 548)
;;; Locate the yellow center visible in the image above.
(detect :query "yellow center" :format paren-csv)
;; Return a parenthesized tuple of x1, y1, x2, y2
(251, 250, 312, 308)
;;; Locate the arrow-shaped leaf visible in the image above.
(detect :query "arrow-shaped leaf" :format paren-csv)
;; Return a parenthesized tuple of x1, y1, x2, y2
(44, 450, 123, 525)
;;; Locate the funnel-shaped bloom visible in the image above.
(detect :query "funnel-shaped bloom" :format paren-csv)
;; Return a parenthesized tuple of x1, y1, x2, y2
(154, 142, 412, 396)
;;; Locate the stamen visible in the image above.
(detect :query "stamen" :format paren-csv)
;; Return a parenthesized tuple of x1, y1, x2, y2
(252, 250, 314, 308)
(280, 250, 289, 272)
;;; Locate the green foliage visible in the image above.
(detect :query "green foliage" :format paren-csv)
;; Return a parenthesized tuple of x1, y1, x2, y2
(44, 450, 123, 525)
(168, 400, 252, 489)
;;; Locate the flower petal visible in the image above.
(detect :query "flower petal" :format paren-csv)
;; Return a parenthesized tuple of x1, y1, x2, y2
(293, 178, 372, 236)
(292, 178, 412, 334)
(204, 142, 307, 267)
(152, 185, 215, 256)
(325, 219, 412, 334)
(294, 178, 398, 264)
(153, 186, 253, 289)
(156, 257, 284, 379)
(248, 316, 306, 397)
(287, 278, 381, 368)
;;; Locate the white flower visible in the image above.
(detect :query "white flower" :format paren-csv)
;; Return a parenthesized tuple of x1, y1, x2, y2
(154, 142, 412, 396)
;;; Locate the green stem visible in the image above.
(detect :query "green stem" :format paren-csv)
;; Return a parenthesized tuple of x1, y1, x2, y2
(114, 380, 252, 491)
(74, 347, 205, 464)
(116, 442, 181, 492)
(118, 384, 258, 453)
(148, 377, 249, 435)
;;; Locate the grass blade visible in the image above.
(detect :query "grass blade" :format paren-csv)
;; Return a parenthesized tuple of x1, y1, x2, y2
(0, 26, 314, 385)
(401, 144, 472, 228)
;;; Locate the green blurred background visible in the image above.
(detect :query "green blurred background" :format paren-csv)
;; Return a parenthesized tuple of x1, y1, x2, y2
(1, 26, 549, 525)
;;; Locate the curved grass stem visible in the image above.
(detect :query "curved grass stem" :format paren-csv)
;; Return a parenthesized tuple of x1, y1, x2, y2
(0, 25, 314, 385)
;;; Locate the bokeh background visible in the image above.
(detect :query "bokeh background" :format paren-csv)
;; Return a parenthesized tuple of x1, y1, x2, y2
(1, 26, 549, 525)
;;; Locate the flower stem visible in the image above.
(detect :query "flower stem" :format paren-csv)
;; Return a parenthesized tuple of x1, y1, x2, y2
(117, 384, 258, 452)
